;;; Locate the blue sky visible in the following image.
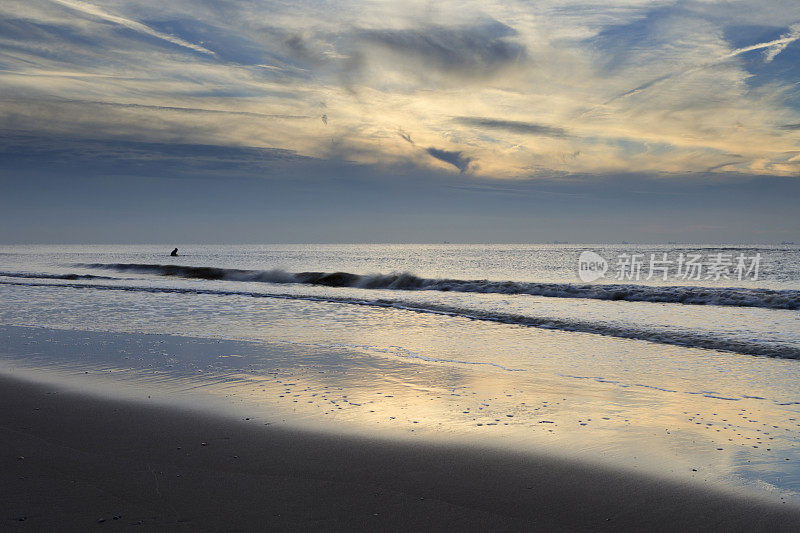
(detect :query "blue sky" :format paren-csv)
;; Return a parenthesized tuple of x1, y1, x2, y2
(0, 0, 799, 243)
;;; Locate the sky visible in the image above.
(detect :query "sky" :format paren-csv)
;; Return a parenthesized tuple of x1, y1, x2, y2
(0, 0, 799, 243)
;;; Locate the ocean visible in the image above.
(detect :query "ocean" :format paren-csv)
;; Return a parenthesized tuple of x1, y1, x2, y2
(1, 244, 799, 500)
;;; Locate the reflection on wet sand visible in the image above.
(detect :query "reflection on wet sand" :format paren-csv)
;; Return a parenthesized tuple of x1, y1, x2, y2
(1, 323, 798, 504)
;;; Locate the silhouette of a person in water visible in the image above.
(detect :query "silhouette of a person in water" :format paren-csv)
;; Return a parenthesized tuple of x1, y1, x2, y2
(170, 248, 178, 257)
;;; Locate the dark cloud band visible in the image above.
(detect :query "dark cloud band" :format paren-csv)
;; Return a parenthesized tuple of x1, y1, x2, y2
(454, 117, 568, 137)
(426, 147, 472, 173)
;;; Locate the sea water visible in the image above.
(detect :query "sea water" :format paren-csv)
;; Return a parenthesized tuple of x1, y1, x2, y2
(1, 244, 799, 501)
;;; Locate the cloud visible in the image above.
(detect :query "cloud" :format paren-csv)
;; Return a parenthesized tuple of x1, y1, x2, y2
(0, 97, 308, 119)
(609, 22, 800, 103)
(398, 130, 414, 145)
(426, 147, 472, 173)
(454, 117, 568, 137)
(359, 20, 526, 77)
(0, 133, 317, 178)
(47, 0, 217, 56)
(755, 24, 800, 62)
(1, 0, 799, 179)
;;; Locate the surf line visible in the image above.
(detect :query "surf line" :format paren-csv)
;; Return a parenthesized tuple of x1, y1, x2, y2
(1, 279, 797, 360)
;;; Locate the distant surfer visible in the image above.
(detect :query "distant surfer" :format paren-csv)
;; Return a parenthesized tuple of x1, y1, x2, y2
(170, 248, 178, 257)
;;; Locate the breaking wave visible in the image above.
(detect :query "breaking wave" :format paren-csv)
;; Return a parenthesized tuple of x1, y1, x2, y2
(2, 278, 799, 360)
(78, 263, 800, 310)
(0, 271, 117, 281)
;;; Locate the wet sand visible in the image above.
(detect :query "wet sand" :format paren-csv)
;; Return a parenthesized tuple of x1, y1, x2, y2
(2, 375, 799, 532)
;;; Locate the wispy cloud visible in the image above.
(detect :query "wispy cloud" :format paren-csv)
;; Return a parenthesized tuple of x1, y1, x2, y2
(609, 23, 800, 103)
(48, 0, 217, 56)
(747, 24, 800, 62)
(0, 97, 309, 119)
(0, 0, 798, 178)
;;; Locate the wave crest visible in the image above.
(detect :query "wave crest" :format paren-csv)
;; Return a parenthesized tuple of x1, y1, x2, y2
(76, 263, 800, 310)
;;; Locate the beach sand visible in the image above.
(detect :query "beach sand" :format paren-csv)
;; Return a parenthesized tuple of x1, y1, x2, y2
(2, 375, 799, 531)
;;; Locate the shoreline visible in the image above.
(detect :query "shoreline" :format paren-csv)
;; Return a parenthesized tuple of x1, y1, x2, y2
(2, 375, 800, 531)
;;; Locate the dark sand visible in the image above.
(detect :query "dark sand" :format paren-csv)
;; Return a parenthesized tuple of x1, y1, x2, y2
(1, 376, 799, 532)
